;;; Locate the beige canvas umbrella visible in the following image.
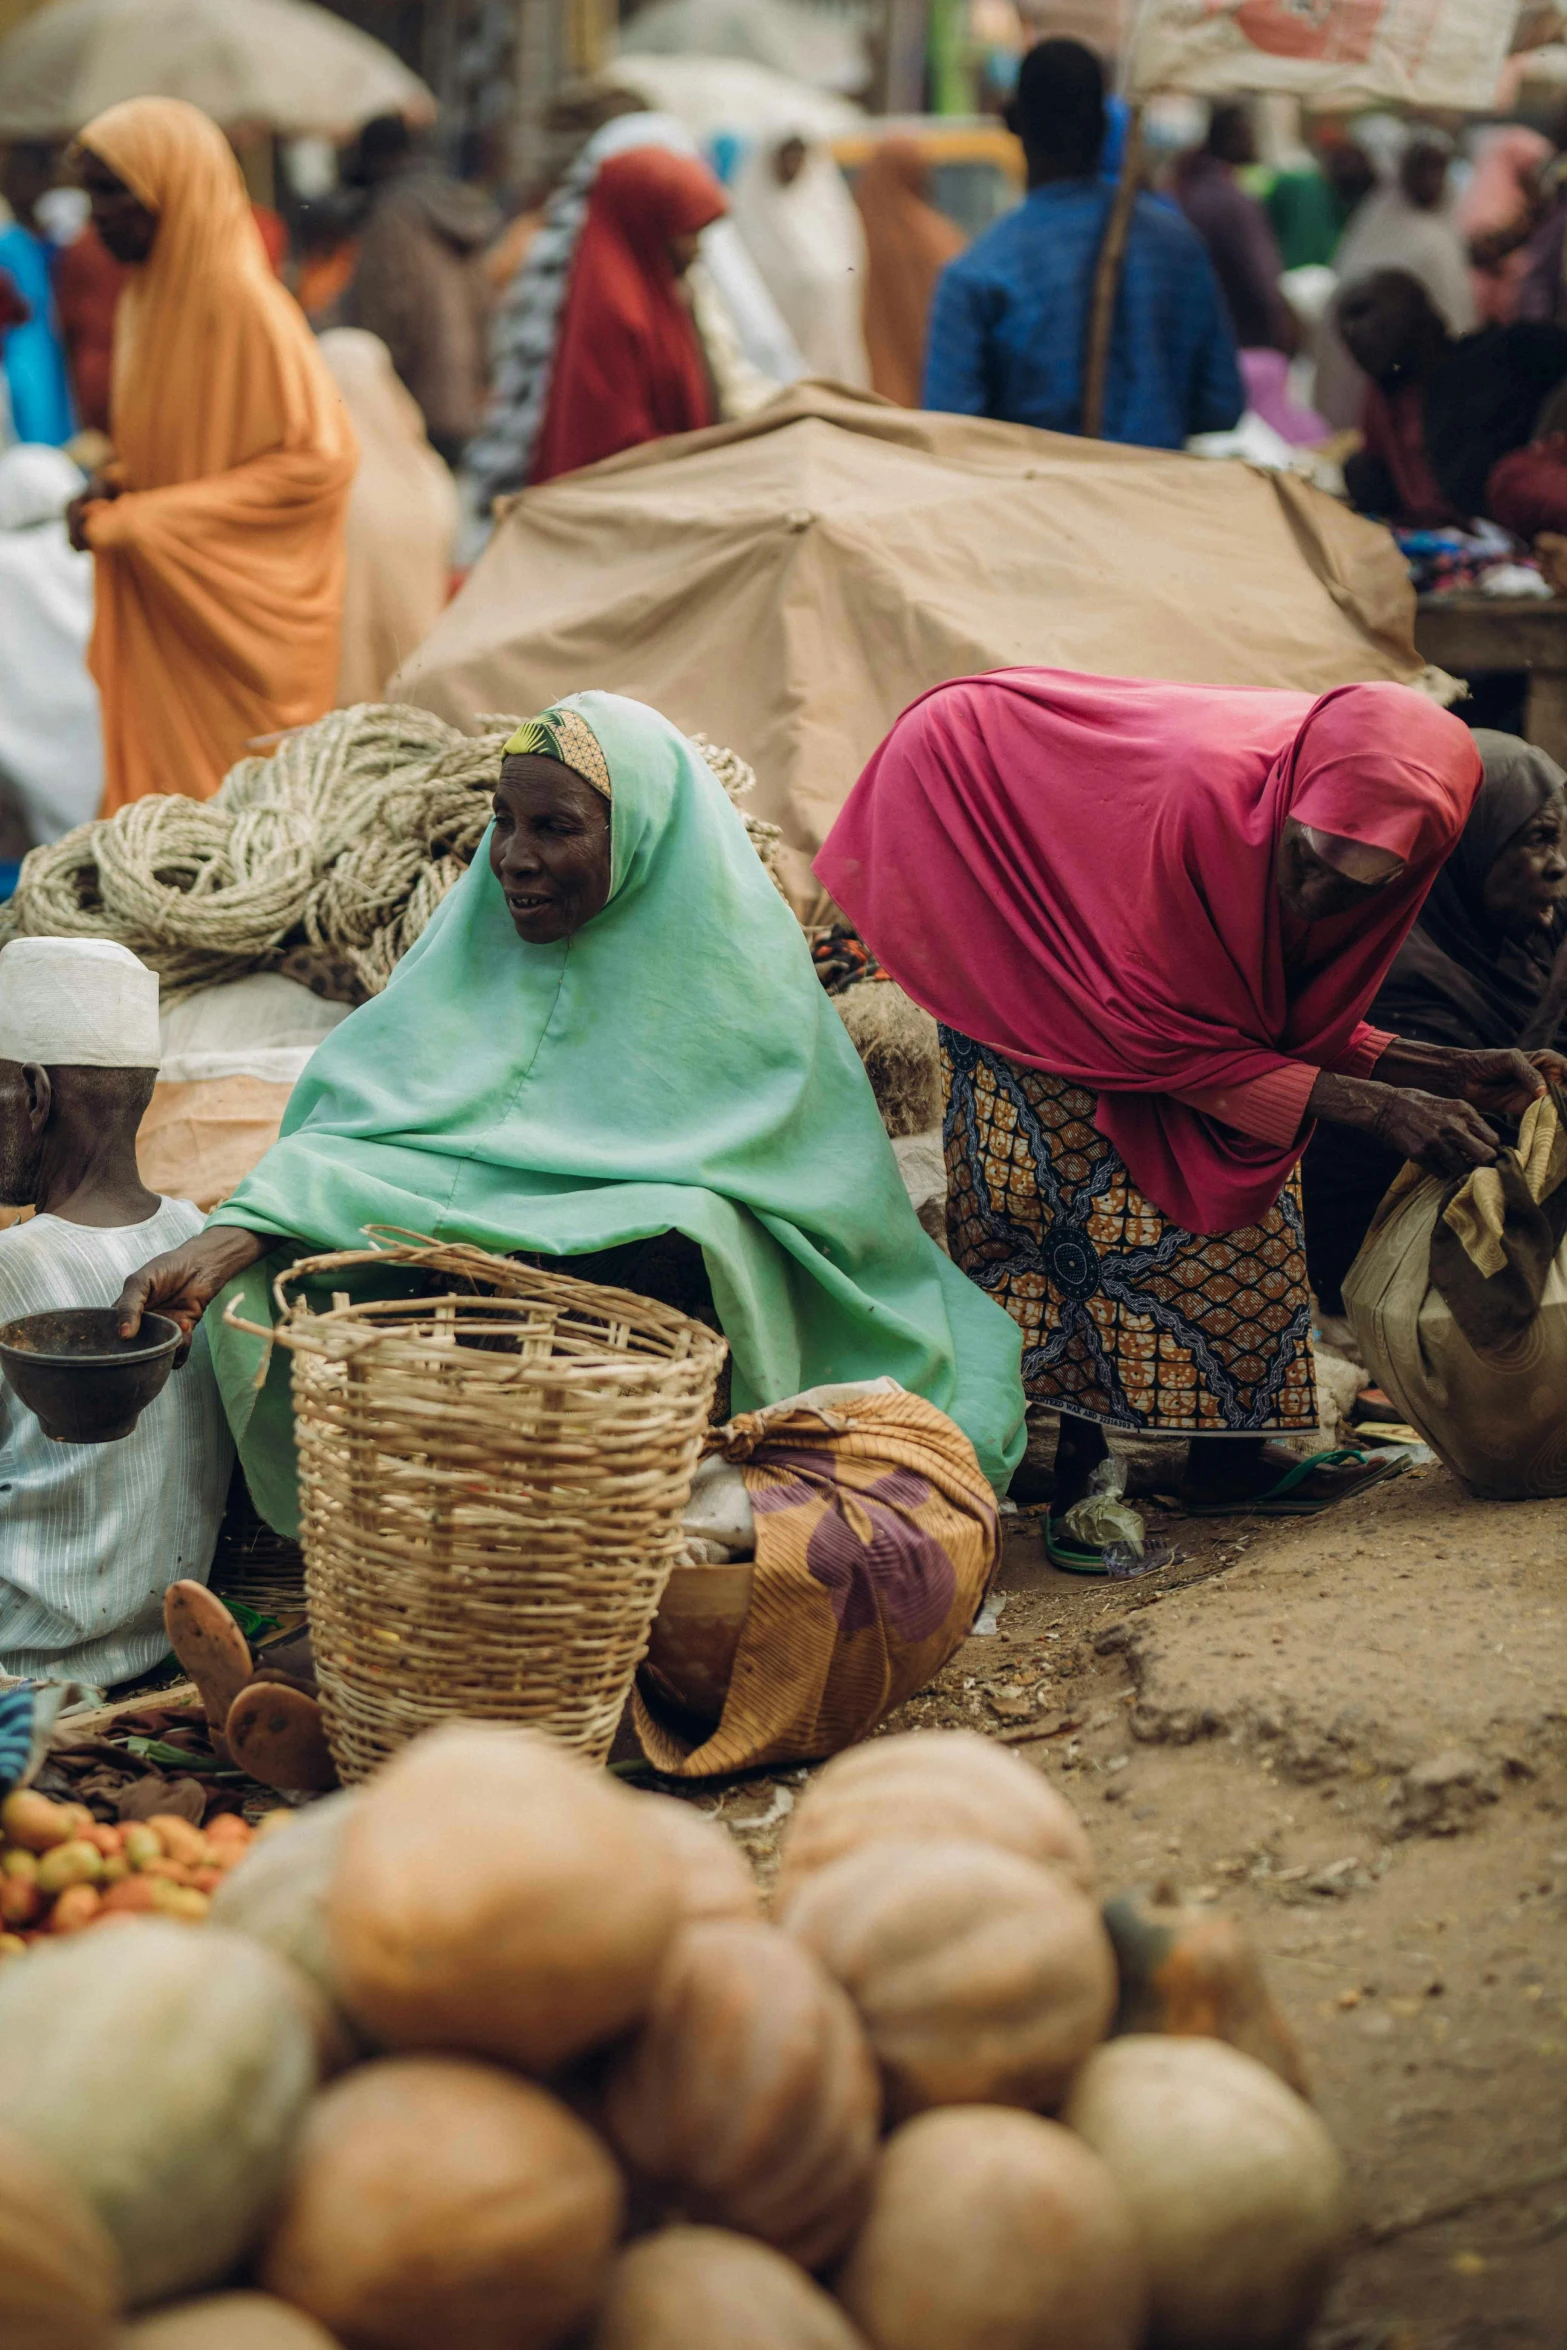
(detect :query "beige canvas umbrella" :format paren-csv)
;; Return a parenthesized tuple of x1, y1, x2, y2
(392, 383, 1434, 921)
(0, 0, 432, 139)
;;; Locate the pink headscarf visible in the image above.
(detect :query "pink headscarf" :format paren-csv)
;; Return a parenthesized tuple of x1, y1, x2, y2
(814, 670, 1482, 1236)
(1457, 126, 1549, 239)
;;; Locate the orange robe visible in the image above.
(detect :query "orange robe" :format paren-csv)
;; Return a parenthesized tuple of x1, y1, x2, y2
(78, 99, 356, 812)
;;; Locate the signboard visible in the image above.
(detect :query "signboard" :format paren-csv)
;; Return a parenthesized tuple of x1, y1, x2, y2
(1125, 0, 1525, 110)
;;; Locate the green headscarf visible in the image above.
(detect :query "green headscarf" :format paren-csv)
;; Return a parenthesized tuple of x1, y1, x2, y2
(206, 692, 1025, 1526)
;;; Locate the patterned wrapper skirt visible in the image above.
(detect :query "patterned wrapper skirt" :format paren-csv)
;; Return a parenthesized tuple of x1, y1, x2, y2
(941, 1029, 1318, 1437)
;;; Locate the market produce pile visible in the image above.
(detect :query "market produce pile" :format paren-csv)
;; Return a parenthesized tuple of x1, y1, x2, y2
(0, 1725, 1350, 2350)
(0, 708, 784, 1007)
(0, 1788, 279, 1944)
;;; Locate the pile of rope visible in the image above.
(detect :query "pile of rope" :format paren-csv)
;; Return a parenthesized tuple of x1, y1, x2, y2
(0, 706, 785, 1005)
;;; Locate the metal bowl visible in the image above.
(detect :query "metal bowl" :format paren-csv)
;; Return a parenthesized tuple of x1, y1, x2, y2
(0, 1308, 183, 1444)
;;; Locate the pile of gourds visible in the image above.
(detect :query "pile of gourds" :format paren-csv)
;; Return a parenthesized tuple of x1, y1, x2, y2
(0, 1791, 272, 1945)
(0, 1726, 1349, 2350)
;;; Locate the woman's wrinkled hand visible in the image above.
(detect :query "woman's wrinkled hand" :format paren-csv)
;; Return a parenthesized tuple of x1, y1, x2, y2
(115, 1226, 269, 1362)
(1524, 1047, 1567, 1092)
(1448, 1047, 1555, 1116)
(1370, 1088, 1502, 1180)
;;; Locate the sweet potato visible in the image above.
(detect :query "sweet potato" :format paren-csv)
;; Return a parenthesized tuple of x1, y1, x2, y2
(50, 1886, 102, 1935)
(0, 1794, 73, 1854)
(149, 1884, 210, 1922)
(99, 1877, 160, 1917)
(123, 1825, 165, 1872)
(139, 1859, 197, 1888)
(36, 1843, 105, 1897)
(149, 1818, 209, 1870)
(0, 1878, 42, 1930)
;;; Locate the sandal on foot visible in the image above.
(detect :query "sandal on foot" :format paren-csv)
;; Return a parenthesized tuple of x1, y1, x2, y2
(225, 1681, 337, 1793)
(1178, 1446, 1408, 1519)
(163, 1581, 254, 1738)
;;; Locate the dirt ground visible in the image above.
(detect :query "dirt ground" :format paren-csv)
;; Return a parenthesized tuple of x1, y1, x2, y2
(680, 1448, 1567, 2350)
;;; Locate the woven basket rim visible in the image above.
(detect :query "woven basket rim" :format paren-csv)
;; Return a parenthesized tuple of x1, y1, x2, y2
(221, 1229, 729, 1376)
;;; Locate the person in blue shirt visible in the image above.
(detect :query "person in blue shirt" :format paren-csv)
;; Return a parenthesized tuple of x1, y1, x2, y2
(923, 40, 1244, 450)
(0, 144, 75, 446)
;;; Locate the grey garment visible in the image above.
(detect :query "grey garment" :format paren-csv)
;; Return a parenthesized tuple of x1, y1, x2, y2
(344, 171, 501, 452)
(0, 1199, 233, 1687)
(463, 125, 626, 513)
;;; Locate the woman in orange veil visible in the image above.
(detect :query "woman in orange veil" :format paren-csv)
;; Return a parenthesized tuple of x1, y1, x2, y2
(70, 99, 356, 812)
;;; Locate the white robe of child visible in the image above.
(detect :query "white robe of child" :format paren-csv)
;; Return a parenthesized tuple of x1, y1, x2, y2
(0, 1198, 232, 1687)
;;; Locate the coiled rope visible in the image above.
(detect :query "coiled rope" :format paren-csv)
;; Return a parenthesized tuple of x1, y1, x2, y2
(0, 706, 783, 1004)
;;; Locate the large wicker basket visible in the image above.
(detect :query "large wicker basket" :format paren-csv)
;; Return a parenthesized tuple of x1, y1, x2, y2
(224, 1236, 726, 1779)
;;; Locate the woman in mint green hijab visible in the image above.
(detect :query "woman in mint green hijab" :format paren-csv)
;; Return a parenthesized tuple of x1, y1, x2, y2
(117, 692, 1025, 1526)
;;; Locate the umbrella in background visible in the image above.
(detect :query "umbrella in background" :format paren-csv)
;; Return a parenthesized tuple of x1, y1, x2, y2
(0, 0, 433, 139)
(616, 0, 869, 97)
(605, 55, 861, 144)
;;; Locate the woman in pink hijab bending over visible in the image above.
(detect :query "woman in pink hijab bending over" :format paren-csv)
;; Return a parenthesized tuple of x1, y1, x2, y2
(817, 670, 1564, 1569)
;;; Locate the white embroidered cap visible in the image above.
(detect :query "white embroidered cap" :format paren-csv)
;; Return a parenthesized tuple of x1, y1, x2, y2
(0, 938, 160, 1068)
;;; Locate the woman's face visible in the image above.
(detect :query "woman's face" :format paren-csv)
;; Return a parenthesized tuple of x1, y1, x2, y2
(1481, 792, 1567, 939)
(489, 754, 612, 944)
(77, 150, 157, 264)
(1274, 818, 1400, 925)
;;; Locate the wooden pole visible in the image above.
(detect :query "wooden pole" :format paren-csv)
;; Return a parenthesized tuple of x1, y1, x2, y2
(1080, 103, 1145, 442)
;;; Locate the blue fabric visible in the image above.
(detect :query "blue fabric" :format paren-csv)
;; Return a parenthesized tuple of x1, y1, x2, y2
(1101, 97, 1128, 183)
(0, 1682, 38, 1794)
(922, 181, 1244, 450)
(0, 226, 75, 446)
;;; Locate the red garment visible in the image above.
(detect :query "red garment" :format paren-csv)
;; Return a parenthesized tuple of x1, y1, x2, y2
(54, 228, 128, 433)
(252, 202, 288, 274)
(1360, 381, 1458, 528)
(814, 670, 1481, 1237)
(1486, 440, 1567, 538)
(531, 148, 726, 487)
(1175, 1022, 1392, 1147)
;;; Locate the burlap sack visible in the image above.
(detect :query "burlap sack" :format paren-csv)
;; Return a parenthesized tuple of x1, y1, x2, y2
(1345, 1089, 1567, 1498)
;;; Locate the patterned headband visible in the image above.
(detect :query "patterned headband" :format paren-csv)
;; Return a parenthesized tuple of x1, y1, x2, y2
(502, 707, 612, 800)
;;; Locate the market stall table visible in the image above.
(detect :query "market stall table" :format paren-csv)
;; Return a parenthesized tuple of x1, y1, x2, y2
(1414, 593, 1567, 766)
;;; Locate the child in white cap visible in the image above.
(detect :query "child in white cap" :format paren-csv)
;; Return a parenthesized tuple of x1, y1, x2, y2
(0, 938, 231, 1688)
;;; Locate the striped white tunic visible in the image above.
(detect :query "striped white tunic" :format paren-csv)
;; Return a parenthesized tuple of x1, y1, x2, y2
(0, 1201, 233, 1689)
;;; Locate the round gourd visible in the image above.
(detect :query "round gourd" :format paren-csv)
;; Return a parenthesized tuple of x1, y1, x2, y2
(122, 2294, 341, 2349)
(0, 2121, 120, 2350)
(1064, 2036, 1350, 2350)
(0, 1920, 317, 2308)
(590, 2226, 869, 2350)
(209, 1791, 360, 2012)
(329, 1723, 680, 2070)
(778, 1838, 1115, 2119)
(259, 2056, 622, 2350)
(776, 1731, 1095, 1897)
(601, 1918, 880, 2269)
(636, 1794, 761, 1923)
(836, 2106, 1146, 2350)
